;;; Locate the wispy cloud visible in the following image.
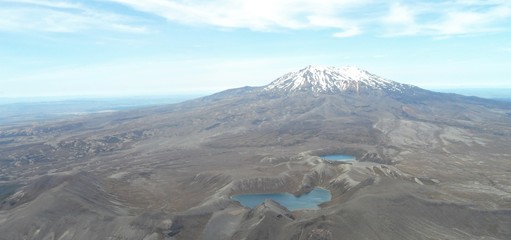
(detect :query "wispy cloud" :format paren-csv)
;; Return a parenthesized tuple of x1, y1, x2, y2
(0, 0, 147, 33)
(4, 0, 82, 9)
(381, 1, 511, 37)
(0, 0, 510, 37)
(432, 4, 511, 36)
(107, 0, 370, 37)
(107, 0, 511, 38)
(381, 3, 420, 36)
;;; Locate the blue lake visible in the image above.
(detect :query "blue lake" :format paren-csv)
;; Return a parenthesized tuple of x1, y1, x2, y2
(320, 154, 356, 162)
(231, 187, 331, 211)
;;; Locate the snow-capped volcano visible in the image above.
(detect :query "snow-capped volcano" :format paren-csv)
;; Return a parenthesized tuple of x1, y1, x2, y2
(265, 65, 407, 94)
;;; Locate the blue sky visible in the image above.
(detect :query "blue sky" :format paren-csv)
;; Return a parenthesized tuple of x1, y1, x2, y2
(1, 0, 510, 98)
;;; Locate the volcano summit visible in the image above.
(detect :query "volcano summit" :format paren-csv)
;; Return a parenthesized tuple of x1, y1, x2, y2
(265, 65, 410, 94)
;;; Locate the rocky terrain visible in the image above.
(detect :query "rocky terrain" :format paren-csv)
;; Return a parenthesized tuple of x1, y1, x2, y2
(0, 65, 510, 240)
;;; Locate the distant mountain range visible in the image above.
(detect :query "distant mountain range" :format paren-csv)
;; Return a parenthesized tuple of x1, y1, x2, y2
(0, 96, 200, 125)
(434, 88, 511, 99)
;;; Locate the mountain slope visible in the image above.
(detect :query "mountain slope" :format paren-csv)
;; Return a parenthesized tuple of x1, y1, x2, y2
(0, 66, 510, 240)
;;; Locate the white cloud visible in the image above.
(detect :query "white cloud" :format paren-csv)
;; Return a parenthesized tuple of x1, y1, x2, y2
(108, 0, 370, 37)
(430, 4, 511, 36)
(0, 0, 510, 37)
(106, 0, 511, 38)
(382, 1, 511, 37)
(1, 0, 82, 9)
(382, 3, 419, 36)
(0, 0, 147, 33)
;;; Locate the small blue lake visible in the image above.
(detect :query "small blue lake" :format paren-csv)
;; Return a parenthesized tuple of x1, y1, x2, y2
(231, 187, 331, 211)
(320, 154, 356, 162)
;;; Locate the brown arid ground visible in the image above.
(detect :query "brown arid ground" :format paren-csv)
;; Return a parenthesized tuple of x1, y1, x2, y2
(1, 69, 510, 240)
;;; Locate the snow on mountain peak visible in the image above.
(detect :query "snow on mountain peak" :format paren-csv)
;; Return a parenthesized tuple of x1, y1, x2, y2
(264, 65, 404, 94)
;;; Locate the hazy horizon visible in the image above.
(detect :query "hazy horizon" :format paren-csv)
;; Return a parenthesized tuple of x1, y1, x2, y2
(1, 87, 510, 104)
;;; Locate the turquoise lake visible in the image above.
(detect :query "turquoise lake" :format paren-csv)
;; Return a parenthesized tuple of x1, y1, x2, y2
(320, 154, 356, 162)
(231, 187, 331, 211)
